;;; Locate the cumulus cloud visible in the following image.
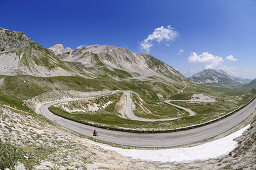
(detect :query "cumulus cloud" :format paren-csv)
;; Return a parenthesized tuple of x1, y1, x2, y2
(177, 49, 184, 55)
(140, 25, 178, 53)
(77, 44, 86, 49)
(188, 52, 223, 69)
(221, 65, 236, 75)
(226, 55, 238, 61)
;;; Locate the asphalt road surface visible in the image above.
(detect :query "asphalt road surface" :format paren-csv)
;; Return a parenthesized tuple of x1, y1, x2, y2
(40, 97, 256, 147)
(124, 91, 195, 122)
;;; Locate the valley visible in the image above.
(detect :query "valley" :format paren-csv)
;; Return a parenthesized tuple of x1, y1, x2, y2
(1, 27, 256, 169)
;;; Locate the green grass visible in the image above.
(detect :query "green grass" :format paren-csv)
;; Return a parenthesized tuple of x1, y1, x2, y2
(48, 104, 223, 131)
(0, 139, 57, 170)
(48, 89, 254, 131)
(18, 44, 58, 70)
(0, 75, 105, 100)
(171, 94, 253, 123)
(131, 93, 189, 119)
(0, 140, 24, 169)
(60, 92, 122, 113)
(49, 106, 159, 129)
(0, 73, 251, 130)
(0, 75, 180, 101)
(0, 92, 31, 112)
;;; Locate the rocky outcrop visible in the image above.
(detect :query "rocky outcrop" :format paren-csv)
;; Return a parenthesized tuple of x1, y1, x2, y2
(0, 28, 74, 77)
(48, 44, 72, 55)
(219, 117, 256, 169)
(0, 28, 32, 52)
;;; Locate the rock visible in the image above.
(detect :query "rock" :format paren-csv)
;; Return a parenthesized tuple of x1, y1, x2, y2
(49, 44, 72, 55)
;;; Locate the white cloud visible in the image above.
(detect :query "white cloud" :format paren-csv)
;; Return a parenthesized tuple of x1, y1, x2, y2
(226, 55, 238, 61)
(221, 65, 236, 75)
(188, 52, 223, 69)
(140, 25, 178, 53)
(244, 68, 249, 72)
(177, 49, 184, 55)
(77, 44, 86, 49)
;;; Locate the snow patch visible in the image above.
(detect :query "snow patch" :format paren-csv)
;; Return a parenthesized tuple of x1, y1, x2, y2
(96, 125, 250, 163)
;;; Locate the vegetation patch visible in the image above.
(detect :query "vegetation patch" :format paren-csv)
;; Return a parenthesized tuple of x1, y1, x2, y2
(131, 93, 189, 119)
(57, 92, 122, 114)
(48, 89, 254, 131)
(0, 92, 31, 112)
(0, 140, 24, 169)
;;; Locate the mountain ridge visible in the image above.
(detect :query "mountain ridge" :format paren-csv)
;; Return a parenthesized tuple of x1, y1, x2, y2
(55, 44, 186, 83)
(189, 69, 248, 87)
(0, 28, 189, 93)
(0, 28, 76, 77)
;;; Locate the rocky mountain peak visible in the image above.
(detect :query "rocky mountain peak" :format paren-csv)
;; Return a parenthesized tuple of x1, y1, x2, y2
(0, 27, 32, 52)
(49, 44, 72, 55)
(189, 69, 244, 87)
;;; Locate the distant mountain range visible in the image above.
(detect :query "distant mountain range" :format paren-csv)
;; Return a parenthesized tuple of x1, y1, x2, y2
(189, 69, 251, 88)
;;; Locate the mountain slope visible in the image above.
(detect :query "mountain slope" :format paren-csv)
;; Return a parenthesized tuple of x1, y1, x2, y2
(55, 45, 186, 85)
(244, 79, 256, 89)
(0, 28, 76, 77)
(189, 69, 243, 87)
(0, 28, 195, 100)
(0, 27, 187, 87)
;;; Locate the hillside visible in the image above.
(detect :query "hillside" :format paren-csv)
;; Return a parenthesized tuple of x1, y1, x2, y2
(0, 28, 78, 77)
(0, 28, 255, 170)
(50, 44, 186, 85)
(244, 79, 256, 89)
(0, 27, 188, 85)
(0, 28, 203, 110)
(189, 69, 245, 88)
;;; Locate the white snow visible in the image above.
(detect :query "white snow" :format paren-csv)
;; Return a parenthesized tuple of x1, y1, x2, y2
(96, 125, 250, 163)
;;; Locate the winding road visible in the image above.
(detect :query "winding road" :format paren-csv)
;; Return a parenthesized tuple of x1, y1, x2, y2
(124, 91, 196, 122)
(40, 93, 256, 147)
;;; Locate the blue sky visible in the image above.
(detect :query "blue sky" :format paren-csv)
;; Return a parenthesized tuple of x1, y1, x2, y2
(1, 0, 256, 79)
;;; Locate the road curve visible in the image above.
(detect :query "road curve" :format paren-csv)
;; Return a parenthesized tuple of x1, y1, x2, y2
(124, 91, 196, 122)
(40, 97, 256, 147)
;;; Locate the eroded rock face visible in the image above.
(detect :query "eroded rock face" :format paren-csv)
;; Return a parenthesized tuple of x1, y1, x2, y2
(0, 28, 32, 52)
(0, 28, 74, 77)
(49, 44, 72, 55)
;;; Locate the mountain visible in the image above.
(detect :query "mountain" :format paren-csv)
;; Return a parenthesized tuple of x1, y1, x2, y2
(0, 27, 193, 95)
(49, 44, 72, 55)
(0, 27, 187, 85)
(54, 44, 186, 84)
(244, 79, 256, 89)
(189, 69, 245, 87)
(0, 28, 76, 77)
